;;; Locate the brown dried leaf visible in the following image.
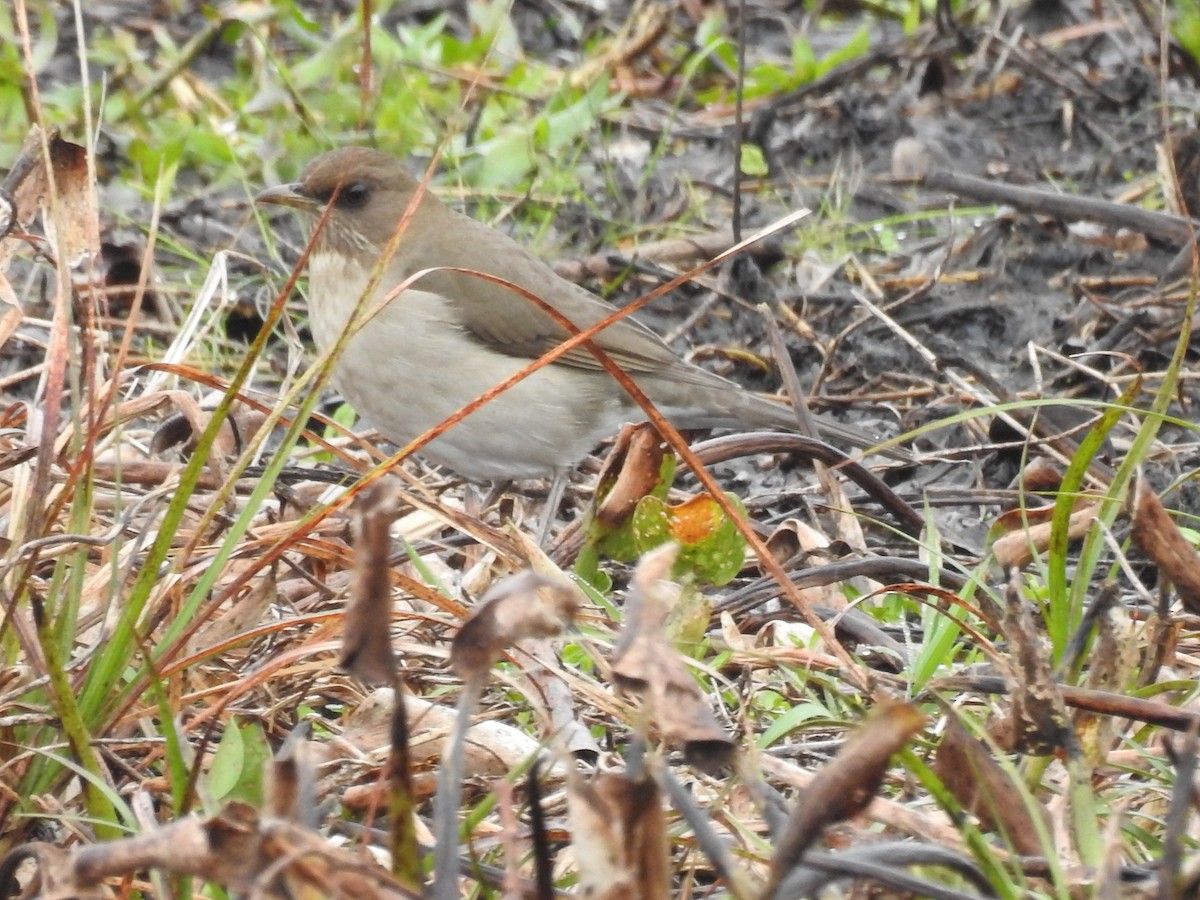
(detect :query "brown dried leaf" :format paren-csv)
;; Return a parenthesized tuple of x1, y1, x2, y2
(188, 564, 277, 658)
(933, 717, 1052, 856)
(0, 127, 51, 275)
(594, 421, 668, 528)
(9, 802, 416, 898)
(43, 136, 99, 271)
(991, 503, 1097, 570)
(765, 701, 926, 894)
(1076, 603, 1139, 766)
(1017, 457, 1068, 493)
(265, 727, 316, 826)
(150, 391, 238, 465)
(149, 390, 240, 468)
(566, 771, 669, 900)
(611, 544, 734, 770)
(991, 502, 1057, 534)
(0, 842, 112, 899)
(450, 570, 579, 679)
(340, 480, 403, 686)
(0, 274, 24, 353)
(996, 575, 1072, 755)
(759, 517, 846, 609)
(339, 690, 567, 802)
(1131, 474, 1200, 613)
(508, 529, 603, 757)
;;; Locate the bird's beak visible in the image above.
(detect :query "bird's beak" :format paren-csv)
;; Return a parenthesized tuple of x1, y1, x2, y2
(254, 183, 319, 212)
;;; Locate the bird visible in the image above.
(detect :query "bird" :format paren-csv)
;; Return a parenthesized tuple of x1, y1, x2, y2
(256, 147, 895, 520)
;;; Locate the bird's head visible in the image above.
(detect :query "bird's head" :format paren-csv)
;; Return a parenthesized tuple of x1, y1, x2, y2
(255, 147, 425, 262)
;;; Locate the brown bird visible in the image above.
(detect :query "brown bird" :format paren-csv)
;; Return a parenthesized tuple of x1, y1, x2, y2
(256, 148, 893, 500)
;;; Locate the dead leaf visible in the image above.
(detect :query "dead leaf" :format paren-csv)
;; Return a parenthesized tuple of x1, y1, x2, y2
(567, 770, 669, 900)
(992, 503, 1097, 570)
(1131, 475, 1200, 613)
(1076, 603, 1139, 766)
(765, 701, 926, 894)
(507, 528, 602, 759)
(5, 802, 417, 898)
(933, 716, 1052, 856)
(611, 544, 735, 770)
(338, 690, 570, 809)
(42, 135, 99, 271)
(149, 390, 244, 466)
(995, 575, 1072, 755)
(340, 480, 403, 686)
(594, 421, 667, 528)
(450, 570, 579, 679)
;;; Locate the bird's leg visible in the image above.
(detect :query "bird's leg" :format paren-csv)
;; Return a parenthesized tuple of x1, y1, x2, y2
(470, 478, 566, 545)
(477, 480, 512, 514)
(536, 468, 571, 547)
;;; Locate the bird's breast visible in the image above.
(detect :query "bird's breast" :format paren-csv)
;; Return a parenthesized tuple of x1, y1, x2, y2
(302, 256, 627, 478)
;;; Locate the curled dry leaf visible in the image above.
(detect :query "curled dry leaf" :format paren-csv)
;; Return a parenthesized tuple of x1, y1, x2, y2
(3, 802, 417, 899)
(1018, 456, 1069, 493)
(594, 421, 668, 528)
(338, 690, 568, 809)
(995, 575, 1071, 755)
(566, 770, 669, 900)
(450, 570, 580, 680)
(1131, 474, 1200, 614)
(765, 700, 926, 896)
(340, 480, 405, 686)
(507, 528, 604, 759)
(150, 390, 253, 467)
(611, 544, 735, 770)
(991, 502, 1098, 570)
(0, 130, 100, 278)
(932, 716, 1052, 857)
(0, 128, 50, 247)
(760, 517, 850, 610)
(42, 137, 99, 272)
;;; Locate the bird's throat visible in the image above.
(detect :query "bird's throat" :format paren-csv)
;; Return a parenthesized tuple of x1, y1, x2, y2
(306, 250, 378, 351)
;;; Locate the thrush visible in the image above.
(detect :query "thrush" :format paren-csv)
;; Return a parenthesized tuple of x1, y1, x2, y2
(256, 148, 895, 509)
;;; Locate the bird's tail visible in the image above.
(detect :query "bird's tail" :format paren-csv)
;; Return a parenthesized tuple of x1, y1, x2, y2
(675, 389, 906, 460)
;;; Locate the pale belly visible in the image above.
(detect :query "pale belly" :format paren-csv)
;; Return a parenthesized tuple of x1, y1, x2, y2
(305, 259, 626, 479)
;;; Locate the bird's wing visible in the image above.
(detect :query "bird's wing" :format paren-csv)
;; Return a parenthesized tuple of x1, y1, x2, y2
(407, 212, 724, 385)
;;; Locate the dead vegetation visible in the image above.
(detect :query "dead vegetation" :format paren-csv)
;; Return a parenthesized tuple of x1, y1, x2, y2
(4, 0, 1200, 897)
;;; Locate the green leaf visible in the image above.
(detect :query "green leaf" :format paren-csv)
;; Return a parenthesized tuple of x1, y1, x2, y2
(208, 718, 270, 807)
(792, 35, 817, 83)
(816, 25, 870, 77)
(207, 718, 245, 802)
(631, 493, 748, 586)
(757, 701, 829, 748)
(739, 144, 768, 177)
(1176, 0, 1200, 64)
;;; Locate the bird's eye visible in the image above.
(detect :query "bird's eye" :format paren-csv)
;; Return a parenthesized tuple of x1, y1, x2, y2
(337, 182, 370, 209)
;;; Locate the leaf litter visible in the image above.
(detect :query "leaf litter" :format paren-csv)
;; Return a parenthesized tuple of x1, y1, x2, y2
(3, 1, 1200, 896)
